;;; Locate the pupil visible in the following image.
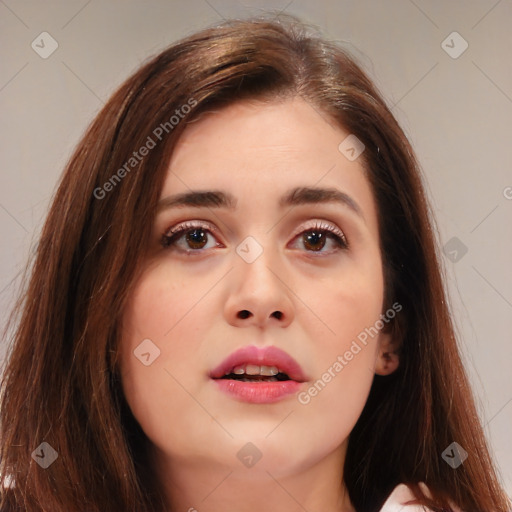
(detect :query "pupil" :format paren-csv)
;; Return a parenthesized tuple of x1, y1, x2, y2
(304, 231, 325, 251)
(186, 229, 207, 249)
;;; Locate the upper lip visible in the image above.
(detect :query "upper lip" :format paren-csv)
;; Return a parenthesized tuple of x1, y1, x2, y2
(209, 345, 307, 382)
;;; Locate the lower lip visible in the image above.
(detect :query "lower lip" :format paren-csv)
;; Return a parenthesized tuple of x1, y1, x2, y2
(212, 378, 302, 404)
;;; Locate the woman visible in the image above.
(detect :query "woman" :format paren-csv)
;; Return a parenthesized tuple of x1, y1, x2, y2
(0, 15, 509, 512)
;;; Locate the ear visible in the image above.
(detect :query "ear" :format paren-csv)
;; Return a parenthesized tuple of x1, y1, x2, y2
(374, 331, 400, 376)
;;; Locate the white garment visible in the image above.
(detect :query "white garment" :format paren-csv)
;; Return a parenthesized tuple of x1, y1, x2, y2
(380, 484, 433, 511)
(380, 483, 464, 511)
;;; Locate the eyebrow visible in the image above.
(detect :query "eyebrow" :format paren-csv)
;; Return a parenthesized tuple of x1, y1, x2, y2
(157, 186, 364, 219)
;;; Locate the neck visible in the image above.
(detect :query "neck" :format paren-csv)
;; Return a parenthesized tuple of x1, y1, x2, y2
(150, 442, 356, 512)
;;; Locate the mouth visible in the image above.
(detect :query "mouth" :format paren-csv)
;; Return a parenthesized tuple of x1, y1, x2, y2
(219, 364, 293, 383)
(209, 345, 307, 404)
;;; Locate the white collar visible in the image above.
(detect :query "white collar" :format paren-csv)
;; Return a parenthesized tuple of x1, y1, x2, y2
(379, 484, 430, 511)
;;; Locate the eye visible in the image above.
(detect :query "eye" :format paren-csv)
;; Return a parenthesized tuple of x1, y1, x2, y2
(161, 220, 348, 255)
(161, 221, 222, 253)
(290, 221, 348, 254)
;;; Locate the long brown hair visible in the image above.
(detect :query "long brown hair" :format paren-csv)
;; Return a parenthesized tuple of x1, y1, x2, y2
(1, 15, 509, 512)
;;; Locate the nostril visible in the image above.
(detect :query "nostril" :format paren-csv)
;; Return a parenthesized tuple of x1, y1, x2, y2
(236, 310, 283, 320)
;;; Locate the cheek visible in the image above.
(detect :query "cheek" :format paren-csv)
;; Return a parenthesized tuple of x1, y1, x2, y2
(303, 248, 385, 356)
(123, 266, 181, 339)
(118, 265, 211, 442)
(292, 253, 384, 433)
(121, 259, 218, 349)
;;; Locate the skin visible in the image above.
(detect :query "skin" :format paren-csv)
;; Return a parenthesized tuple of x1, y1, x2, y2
(120, 97, 398, 512)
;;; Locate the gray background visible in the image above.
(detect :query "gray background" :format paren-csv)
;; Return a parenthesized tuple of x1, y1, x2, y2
(1, 0, 511, 497)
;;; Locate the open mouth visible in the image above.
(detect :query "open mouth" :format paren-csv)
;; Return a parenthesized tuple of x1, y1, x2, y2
(219, 364, 292, 383)
(209, 346, 306, 403)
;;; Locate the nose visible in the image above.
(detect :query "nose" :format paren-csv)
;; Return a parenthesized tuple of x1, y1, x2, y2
(223, 247, 294, 329)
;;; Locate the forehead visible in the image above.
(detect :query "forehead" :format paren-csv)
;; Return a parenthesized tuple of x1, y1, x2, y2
(169, 97, 355, 171)
(162, 98, 378, 232)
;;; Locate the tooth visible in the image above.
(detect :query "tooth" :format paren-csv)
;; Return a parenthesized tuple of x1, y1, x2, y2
(229, 364, 281, 377)
(245, 364, 261, 376)
(260, 365, 279, 376)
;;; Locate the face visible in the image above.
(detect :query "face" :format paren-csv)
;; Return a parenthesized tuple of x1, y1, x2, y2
(120, 97, 393, 484)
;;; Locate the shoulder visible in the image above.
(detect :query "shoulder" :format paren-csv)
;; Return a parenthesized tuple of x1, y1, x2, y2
(379, 483, 429, 511)
(379, 483, 461, 512)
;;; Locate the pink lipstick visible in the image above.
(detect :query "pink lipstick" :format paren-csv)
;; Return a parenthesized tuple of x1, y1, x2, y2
(209, 345, 307, 404)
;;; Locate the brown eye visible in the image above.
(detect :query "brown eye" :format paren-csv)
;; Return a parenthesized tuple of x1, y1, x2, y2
(302, 230, 328, 252)
(161, 222, 220, 253)
(291, 222, 348, 254)
(183, 228, 209, 250)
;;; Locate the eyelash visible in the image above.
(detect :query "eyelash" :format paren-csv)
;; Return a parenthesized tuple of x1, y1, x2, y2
(161, 220, 348, 255)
